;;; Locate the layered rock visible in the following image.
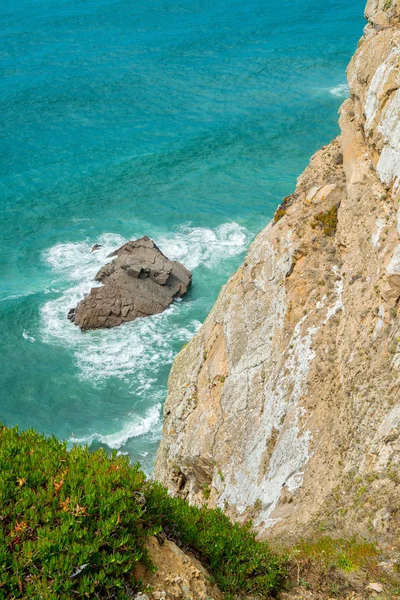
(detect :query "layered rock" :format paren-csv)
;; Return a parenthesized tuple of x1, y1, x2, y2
(155, 0, 400, 543)
(68, 237, 191, 330)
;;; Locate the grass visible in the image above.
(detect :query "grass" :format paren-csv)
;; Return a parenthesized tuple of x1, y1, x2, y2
(0, 424, 285, 599)
(290, 536, 379, 573)
(284, 535, 400, 598)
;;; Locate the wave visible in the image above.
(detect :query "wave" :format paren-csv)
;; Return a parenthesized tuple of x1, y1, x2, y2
(330, 83, 349, 98)
(0, 290, 38, 303)
(69, 404, 161, 450)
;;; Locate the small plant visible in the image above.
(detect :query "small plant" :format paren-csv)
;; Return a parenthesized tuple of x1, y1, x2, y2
(311, 204, 339, 236)
(274, 195, 294, 223)
(274, 207, 287, 223)
(337, 553, 354, 572)
(254, 498, 263, 511)
(202, 483, 211, 500)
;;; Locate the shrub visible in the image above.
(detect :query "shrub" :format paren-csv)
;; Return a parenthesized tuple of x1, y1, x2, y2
(273, 207, 287, 223)
(274, 195, 294, 224)
(145, 481, 285, 595)
(0, 425, 285, 598)
(310, 204, 339, 236)
(0, 425, 156, 598)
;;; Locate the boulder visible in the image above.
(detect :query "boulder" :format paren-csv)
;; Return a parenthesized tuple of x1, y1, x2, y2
(68, 236, 192, 330)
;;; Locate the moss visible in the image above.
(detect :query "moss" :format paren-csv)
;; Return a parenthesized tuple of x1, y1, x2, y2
(311, 204, 339, 236)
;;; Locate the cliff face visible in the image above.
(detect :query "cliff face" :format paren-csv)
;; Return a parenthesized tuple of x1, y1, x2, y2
(155, 0, 400, 541)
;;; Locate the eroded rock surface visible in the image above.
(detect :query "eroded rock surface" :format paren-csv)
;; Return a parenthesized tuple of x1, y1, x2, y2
(68, 236, 191, 330)
(155, 0, 400, 545)
(134, 537, 222, 600)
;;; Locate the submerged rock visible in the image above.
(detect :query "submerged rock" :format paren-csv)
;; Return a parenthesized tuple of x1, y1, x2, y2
(68, 236, 191, 330)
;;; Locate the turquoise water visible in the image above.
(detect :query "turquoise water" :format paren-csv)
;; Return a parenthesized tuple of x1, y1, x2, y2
(0, 0, 365, 472)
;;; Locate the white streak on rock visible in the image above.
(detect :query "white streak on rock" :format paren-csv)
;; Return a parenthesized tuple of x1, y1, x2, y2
(324, 268, 344, 323)
(377, 89, 400, 189)
(365, 47, 400, 131)
(218, 314, 317, 528)
(372, 218, 385, 247)
(372, 304, 385, 340)
(387, 244, 400, 275)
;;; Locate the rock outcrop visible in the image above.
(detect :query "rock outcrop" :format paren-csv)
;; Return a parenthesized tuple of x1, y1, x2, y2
(68, 237, 191, 330)
(155, 0, 400, 544)
(134, 537, 222, 600)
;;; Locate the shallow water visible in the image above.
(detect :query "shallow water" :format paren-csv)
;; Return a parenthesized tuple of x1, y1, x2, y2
(0, 0, 365, 472)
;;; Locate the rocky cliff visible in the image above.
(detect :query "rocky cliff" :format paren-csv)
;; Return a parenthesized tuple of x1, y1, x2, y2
(155, 0, 400, 543)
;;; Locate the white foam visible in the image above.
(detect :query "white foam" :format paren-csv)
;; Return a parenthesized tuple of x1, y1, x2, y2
(157, 222, 248, 272)
(41, 283, 202, 383)
(0, 290, 37, 303)
(69, 404, 161, 450)
(330, 83, 349, 98)
(22, 330, 35, 343)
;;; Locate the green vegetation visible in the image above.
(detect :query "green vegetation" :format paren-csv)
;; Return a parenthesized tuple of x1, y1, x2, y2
(289, 536, 379, 574)
(201, 483, 211, 500)
(273, 207, 287, 223)
(311, 203, 339, 236)
(284, 535, 400, 597)
(0, 425, 285, 599)
(273, 195, 294, 223)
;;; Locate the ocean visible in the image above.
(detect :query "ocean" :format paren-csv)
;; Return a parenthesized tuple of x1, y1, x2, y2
(0, 0, 365, 472)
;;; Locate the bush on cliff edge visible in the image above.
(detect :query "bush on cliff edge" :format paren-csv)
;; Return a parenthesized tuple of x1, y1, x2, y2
(0, 425, 284, 598)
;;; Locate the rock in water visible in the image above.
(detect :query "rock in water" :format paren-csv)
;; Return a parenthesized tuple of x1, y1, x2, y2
(68, 236, 192, 330)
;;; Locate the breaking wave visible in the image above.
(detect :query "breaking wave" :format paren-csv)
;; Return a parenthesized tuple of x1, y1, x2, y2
(69, 404, 161, 450)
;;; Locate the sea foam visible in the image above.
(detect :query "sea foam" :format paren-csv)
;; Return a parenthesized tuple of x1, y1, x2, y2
(69, 404, 161, 450)
(330, 83, 349, 98)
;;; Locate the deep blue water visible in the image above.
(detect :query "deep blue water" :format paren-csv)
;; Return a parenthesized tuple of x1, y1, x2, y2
(0, 0, 365, 471)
